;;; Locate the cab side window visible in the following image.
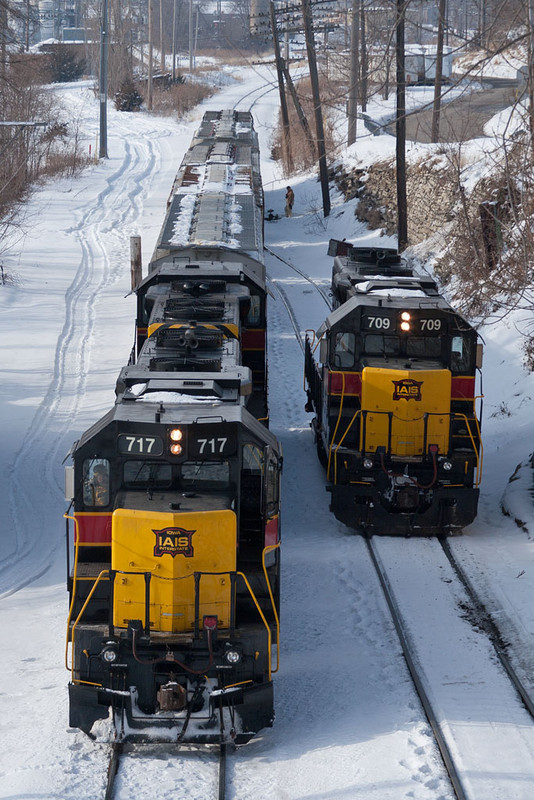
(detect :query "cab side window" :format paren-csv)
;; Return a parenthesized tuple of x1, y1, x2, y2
(332, 332, 355, 369)
(265, 452, 280, 516)
(450, 336, 472, 373)
(83, 459, 110, 507)
(246, 295, 262, 326)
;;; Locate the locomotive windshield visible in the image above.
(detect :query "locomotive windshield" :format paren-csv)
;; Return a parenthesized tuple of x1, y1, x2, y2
(330, 329, 474, 372)
(121, 459, 231, 490)
(123, 461, 172, 487)
(181, 460, 230, 489)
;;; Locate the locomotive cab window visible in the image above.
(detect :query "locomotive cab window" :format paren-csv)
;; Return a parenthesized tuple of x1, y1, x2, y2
(83, 459, 110, 507)
(364, 334, 399, 356)
(181, 461, 230, 490)
(265, 450, 280, 515)
(450, 336, 472, 373)
(246, 294, 262, 327)
(406, 337, 442, 359)
(332, 332, 356, 368)
(242, 443, 263, 474)
(123, 461, 172, 488)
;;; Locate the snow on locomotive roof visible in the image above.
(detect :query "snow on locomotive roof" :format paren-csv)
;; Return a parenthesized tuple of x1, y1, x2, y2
(137, 391, 222, 405)
(155, 109, 263, 258)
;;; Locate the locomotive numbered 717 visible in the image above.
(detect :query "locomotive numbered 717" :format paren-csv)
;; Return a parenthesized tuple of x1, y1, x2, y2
(305, 241, 483, 535)
(64, 110, 282, 744)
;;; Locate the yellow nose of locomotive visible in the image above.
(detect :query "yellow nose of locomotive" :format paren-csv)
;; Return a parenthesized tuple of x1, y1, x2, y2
(361, 367, 451, 457)
(111, 508, 236, 633)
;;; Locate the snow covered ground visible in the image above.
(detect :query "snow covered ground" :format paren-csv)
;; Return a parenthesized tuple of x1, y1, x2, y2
(2, 62, 534, 799)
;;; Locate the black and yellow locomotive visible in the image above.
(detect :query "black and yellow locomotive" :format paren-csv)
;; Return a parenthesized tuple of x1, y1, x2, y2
(64, 111, 282, 744)
(305, 241, 483, 535)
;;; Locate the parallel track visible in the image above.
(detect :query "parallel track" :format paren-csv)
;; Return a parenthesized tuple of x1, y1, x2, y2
(366, 538, 466, 800)
(367, 535, 534, 800)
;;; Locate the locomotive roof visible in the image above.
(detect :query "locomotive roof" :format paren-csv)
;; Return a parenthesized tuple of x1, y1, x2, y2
(317, 291, 472, 336)
(136, 258, 265, 294)
(151, 109, 264, 264)
(71, 397, 279, 455)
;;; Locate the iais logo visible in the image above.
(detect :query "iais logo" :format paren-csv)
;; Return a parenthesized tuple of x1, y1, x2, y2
(392, 378, 423, 402)
(153, 527, 196, 558)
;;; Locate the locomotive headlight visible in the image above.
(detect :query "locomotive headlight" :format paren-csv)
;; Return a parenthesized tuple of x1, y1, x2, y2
(363, 457, 374, 470)
(224, 647, 242, 665)
(169, 428, 183, 455)
(100, 644, 119, 664)
(442, 460, 453, 471)
(400, 311, 411, 332)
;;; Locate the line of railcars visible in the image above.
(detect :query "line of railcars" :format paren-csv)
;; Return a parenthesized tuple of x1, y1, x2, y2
(64, 110, 282, 745)
(305, 240, 483, 536)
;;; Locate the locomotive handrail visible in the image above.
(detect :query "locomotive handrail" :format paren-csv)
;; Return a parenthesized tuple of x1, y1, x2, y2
(329, 409, 483, 486)
(262, 543, 281, 674)
(67, 570, 109, 680)
(69, 562, 280, 681)
(332, 409, 362, 484)
(237, 570, 275, 681)
(452, 411, 483, 485)
(305, 329, 316, 347)
(327, 372, 346, 481)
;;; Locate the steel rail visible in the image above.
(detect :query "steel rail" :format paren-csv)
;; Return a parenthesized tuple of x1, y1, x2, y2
(103, 742, 226, 800)
(267, 276, 305, 353)
(440, 537, 534, 718)
(218, 743, 227, 800)
(104, 742, 123, 800)
(365, 537, 468, 800)
(265, 244, 332, 307)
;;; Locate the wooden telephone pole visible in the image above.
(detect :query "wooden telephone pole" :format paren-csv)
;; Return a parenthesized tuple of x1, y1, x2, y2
(396, 0, 407, 250)
(301, 0, 330, 217)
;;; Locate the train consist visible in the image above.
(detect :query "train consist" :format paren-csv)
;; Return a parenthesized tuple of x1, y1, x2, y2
(305, 241, 483, 535)
(64, 110, 282, 744)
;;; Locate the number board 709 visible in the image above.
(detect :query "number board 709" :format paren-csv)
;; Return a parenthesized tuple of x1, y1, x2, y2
(362, 312, 444, 334)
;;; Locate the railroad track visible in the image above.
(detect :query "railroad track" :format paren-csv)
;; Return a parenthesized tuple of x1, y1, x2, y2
(367, 534, 534, 800)
(104, 741, 228, 800)
(265, 245, 332, 309)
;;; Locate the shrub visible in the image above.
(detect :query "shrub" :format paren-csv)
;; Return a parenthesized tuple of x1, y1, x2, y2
(114, 81, 144, 112)
(44, 45, 86, 83)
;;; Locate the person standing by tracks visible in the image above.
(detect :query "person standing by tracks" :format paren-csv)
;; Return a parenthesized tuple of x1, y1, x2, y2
(285, 186, 294, 217)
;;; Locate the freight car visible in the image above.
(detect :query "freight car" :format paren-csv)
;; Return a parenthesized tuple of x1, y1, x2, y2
(64, 110, 282, 744)
(304, 241, 483, 535)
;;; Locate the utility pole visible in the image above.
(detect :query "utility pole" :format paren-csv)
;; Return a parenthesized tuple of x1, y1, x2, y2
(148, 0, 153, 110)
(189, 0, 194, 72)
(99, 0, 109, 159)
(347, 0, 359, 146)
(159, 0, 165, 71)
(25, 0, 31, 50)
(301, 0, 330, 216)
(396, 0, 407, 250)
(270, 1, 292, 173)
(431, 0, 445, 143)
(172, 0, 177, 82)
(529, 0, 534, 150)
(360, 0, 367, 112)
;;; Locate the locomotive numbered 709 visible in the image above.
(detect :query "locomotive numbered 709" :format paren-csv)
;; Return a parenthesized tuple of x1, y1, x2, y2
(305, 241, 483, 535)
(64, 110, 282, 744)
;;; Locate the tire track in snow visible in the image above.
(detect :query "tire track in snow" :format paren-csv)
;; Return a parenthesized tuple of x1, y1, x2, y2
(0, 132, 161, 596)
